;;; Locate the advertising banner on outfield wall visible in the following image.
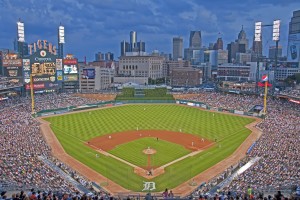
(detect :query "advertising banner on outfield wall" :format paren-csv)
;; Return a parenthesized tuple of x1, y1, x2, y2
(234, 110, 244, 115)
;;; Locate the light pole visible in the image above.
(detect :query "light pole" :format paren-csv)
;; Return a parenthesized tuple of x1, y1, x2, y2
(272, 20, 280, 94)
(254, 22, 262, 95)
(253, 20, 280, 95)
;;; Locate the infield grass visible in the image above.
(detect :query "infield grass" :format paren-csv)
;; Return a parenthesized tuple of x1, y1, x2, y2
(44, 104, 254, 192)
(109, 137, 191, 168)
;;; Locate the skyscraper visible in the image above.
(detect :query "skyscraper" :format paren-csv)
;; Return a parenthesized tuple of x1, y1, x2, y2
(213, 38, 223, 50)
(95, 52, 104, 61)
(120, 40, 130, 56)
(189, 31, 202, 48)
(120, 32, 146, 55)
(173, 37, 183, 60)
(227, 26, 249, 63)
(237, 26, 249, 50)
(287, 10, 300, 62)
(269, 45, 282, 60)
(252, 35, 262, 56)
(130, 31, 137, 51)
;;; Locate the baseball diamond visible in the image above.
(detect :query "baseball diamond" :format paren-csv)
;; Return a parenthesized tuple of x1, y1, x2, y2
(42, 104, 256, 192)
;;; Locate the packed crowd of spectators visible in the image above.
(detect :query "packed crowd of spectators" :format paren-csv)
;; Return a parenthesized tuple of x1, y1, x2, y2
(0, 93, 102, 194)
(1, 91, 300, 200)
(178, 91, 300, 198)
(279, 88, 300, 98)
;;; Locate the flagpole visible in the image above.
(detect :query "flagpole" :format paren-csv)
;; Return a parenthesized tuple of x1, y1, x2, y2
(263, 80, 268, 114)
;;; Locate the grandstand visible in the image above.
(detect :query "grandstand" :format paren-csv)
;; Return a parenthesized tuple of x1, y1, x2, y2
(0, 90, 299, 199)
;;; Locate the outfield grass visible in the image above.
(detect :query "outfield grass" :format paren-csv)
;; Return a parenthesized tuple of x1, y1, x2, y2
(109, 137, 191, 167)
(44, 104, 254, 192)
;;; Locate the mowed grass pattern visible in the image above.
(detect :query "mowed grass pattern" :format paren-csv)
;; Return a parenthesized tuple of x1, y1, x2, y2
(45, 104, 254, 191)
(109, 137, 191, 167)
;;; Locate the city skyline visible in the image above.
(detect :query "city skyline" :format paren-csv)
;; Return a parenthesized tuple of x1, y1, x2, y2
(0, 0, 299, 61)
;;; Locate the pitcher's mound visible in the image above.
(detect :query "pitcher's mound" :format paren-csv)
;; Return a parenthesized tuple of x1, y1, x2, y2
(143, 148, 156, 155)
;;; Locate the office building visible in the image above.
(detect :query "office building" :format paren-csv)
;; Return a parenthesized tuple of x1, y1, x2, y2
(189, 31, 202, 48)
(137, 41, 146, 52)
(227, 26, 249, 63)
(287, 10, 300, 62)
(13, 39, 29, 57)
(118, 55, 164, 80)
(120, 32, 146, 56)
(236, 52, 252, 64)
(105, 52, 114, 61)
(269, 46, 283, 60)
(213, 38, 223, 50)
(79, 65, 114, 92)
(173, 37, 183, 60)
(217, 64, 251, 81)
(121, 40, 130, 56)
(130, 31, 137, 51)
(171, 67, 202, 87)
(95, 52, 104, 61)
(252, 36, 263, 56)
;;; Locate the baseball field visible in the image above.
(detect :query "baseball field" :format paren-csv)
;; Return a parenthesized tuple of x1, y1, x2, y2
(44, 104, 254, 192)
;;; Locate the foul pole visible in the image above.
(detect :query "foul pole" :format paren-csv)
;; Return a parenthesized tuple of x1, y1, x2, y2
(263, 80, 268, 114)
(30, 74, 35, 114)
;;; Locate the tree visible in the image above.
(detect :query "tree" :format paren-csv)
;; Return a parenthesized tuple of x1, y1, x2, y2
(284, 73, 300, 86)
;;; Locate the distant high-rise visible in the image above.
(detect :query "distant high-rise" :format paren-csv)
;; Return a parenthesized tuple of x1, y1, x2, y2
(137, 41, 145, 52)
(189, 31, 202, 48)
(237, 26, 249, 50)
(213, 38, 223, 50)
(120, 32, 146, 56)
(130, 31, 137, 51)
(287, 10, 300, 62)
(120, 40, 130, 56)
(105, 52, 114, 61)
(173, 37, 183, 60)
(13, 39, 28, 57)
(227, 26, 248, 63)
(95, 52, 104, 61)
(269, 45, 282, 60)
(252, 35, 263, 56)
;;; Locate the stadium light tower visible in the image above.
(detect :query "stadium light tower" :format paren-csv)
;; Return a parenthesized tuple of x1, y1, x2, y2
(17, 19, 25, 57)
(58, 24, 65, 59)
(272, 19, 280, 94)
(254, 21, 262, 94)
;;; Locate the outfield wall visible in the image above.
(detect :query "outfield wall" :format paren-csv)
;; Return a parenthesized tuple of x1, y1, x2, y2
(36, 99, 262, 119)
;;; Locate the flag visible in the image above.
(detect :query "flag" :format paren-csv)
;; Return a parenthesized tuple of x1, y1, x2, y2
(258, 82, 272, 87)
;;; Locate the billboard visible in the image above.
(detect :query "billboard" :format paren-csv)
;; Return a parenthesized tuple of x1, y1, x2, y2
(25, 82, 59, 90)
(26, 49, 59, 90)
(4, 67, 23, 77)
(31, 62, 56, 75)
(56, 59, 63, 70)
(82, 69, 95, 79)
(63, 59, 78, 74)
(64, 74, 78, 82)
(287, 33, 300, 62)
(23, 59, 31, 84)
(2, 59, 22, 67)
(57, 70, 63, 81)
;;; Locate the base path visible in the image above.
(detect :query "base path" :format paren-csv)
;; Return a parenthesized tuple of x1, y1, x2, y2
(171, 118, 262, 197)
(38, 118, 130, 195)
(39, 104, 262, 197)
(87, 130, 213, 152)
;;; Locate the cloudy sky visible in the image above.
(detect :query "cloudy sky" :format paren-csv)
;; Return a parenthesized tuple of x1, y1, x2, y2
(0, 0, 299, 61)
